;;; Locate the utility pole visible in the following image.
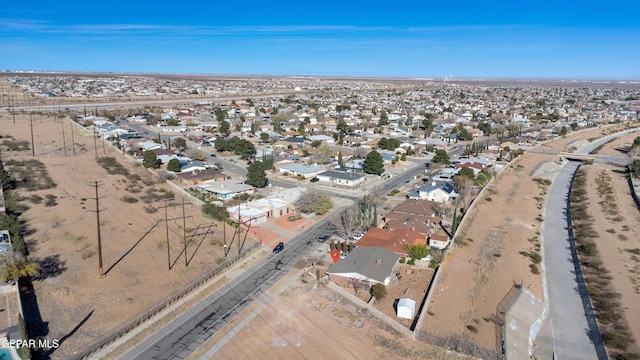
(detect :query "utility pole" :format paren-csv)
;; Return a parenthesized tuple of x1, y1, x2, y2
(183, 200, 187, 267)
(88, 182, 105, 277)
(157, 199, 192, 269)
(93, 127, 98, 158)
(29, 108, 35, 157)
(61, 121, 67, 156)
(70, 119, 76, 156)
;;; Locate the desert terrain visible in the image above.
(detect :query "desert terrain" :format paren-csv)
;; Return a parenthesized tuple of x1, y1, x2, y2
(0, 113, 250, 359)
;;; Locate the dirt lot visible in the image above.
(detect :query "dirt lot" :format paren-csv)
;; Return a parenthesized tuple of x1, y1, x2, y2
(190, 260, 450, 360)
(1, 114, 248, 358)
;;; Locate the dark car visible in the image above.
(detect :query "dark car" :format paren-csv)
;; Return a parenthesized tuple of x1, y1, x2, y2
(210, 153, 217, 157)
(318, 234, 330, 242)
(273, 242, 284, 254)
(310, 177, 319, 183)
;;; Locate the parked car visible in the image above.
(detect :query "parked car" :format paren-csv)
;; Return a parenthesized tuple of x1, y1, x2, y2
(310, 177, 319, 183)
(351, 232, 365, 241)
(287, 215, 301, 221)
(273, 242, 284, 254)
(318, 234, 331, 242)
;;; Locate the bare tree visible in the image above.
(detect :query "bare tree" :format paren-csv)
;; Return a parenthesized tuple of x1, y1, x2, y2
(350, 278, 361, 296)
(331, 204, 365, 240)
(364, 185, 384, 208)
(456, 177, 477, 212)
(629, 146, 640, 159)
(307, 152, 332, 165)
(352, 147, 368, 159)
(435, 201, 453, 219)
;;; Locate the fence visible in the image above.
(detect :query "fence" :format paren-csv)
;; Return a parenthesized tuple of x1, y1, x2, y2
(495, 282, 523, 357)
(73, 240, 261, 360)
(626, 167, 640, 211)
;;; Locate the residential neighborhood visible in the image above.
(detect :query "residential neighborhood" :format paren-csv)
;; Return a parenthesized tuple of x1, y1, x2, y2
(1, 73, 639, 360)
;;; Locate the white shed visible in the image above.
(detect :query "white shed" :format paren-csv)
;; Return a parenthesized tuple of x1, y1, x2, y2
(396, 298, 416, 319)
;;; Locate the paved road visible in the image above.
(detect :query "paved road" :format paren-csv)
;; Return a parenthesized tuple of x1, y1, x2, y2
(535, 128, 640, 359)
(117, 164, 424, 360)
(536, 160, 598, 360)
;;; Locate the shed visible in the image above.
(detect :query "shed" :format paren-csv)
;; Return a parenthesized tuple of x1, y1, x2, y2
(397, 298, 416, 319)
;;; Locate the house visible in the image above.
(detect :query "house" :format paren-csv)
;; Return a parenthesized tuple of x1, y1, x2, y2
(326, 247, 401, 287)
(180, 160, 207, 173)
(409, 182, 456, 203)
(279, 164, 325, 178)
(197, 180, 254, 200)
(227, 197, 293, 225)
(316, 170, 365, 187)
(174, 169, 228, 186)
(383, 199, 440, 235)
(356, 228, 426, 256)
(397, 298, 416, 319)
(428, 233, 451, 250)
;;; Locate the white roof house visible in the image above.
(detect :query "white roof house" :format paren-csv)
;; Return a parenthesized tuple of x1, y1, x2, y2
(397, 298, 416, 319)
(279, 164, 325, 178)
(198, 180, 254, 200)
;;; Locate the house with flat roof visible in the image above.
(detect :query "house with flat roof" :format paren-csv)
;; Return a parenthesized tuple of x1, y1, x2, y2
(197, 180, 254, 200)
(326, 247, 401, 287)
(279, 164, 325, 178)
(174, 169, 228, 186)
(316, 170, 365, 187)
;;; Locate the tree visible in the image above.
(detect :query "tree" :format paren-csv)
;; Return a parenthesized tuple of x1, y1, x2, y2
(0, 252, 38, 283)
(246, 161, 267, 187)
(218, 119, 230, 137)
(371, 283, 387, 300)
(310, 140, 322, 149)
(259, 132, 270, 143)
(570, 122, 579, 131)
(336, 119, 350, 133)
(332, 204, 366, 241)
(202, 202, 225, 221)
(633, 136, 640, 148)
(559, 126, 568, 136)
(142, 150, 159, 169)
(406, 244, 429, 260)
(630, 159, 640, 178)
(456, 166, 475, 181)
(400, 153, 407, 161)
(294, 190, 333, 215)
(307, 152, 333, 165)
(352, 147, 368, 159)
(0, 161, 15, 190)
(456, 177, 477, 212)
(337, 151, 344, 168)
(234, 139, 256, 159)
(298, 122, 306, 137)
(364, 150, 385, 175)
(350, 278, 362, 296)
(378, 110, 388, 126)
(432, 149, 450, 164)
(167, 158, 181, 172)
(166, 119, 179, 127)
(173, 137, 187, 151)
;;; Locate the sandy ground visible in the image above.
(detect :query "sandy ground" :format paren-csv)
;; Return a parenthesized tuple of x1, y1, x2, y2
(191, 260, 444, 360)
(580, 132, 640, 353)
(424, 124, 640, 352)
(1, 114, 251, 358)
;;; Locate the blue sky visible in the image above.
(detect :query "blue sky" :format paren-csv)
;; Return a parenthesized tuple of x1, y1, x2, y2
(1, 1, 639, 79)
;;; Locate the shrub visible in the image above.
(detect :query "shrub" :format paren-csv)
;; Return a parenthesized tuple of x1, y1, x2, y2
(28, 195, 43, 204)
(466, 325, 478, 333)
(370, 283, 387, 300)
(44, 194, 57, 207)
(529, 264, 540, 274)
(121, 196, 139, 203)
